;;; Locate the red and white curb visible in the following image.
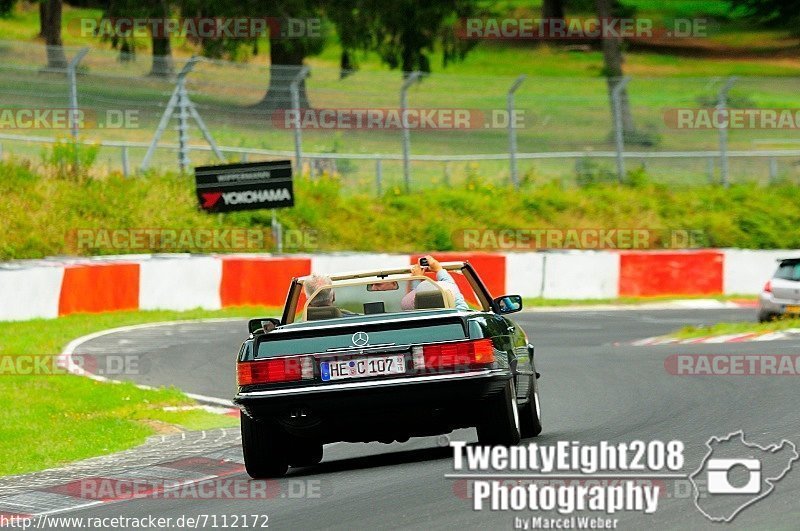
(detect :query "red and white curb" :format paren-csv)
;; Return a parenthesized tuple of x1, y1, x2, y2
(630, 328, 800, 346)
(0, 430, 245, 521)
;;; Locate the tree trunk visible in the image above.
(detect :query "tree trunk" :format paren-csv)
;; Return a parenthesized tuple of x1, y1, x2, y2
(595, 0, 635, 135)
(41, 0, 68, 70)
(149, 35, 175, 78)
(38, 1, 46, 37)
(255, 38, 310, 110)
(542, 0, 565, 19)
(148, 0, 175, 78)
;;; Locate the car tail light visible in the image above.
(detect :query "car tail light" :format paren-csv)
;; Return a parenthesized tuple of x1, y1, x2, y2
(237, 356, 313, 386)
(418, 339, 495, 370)
(764, 281, 772, 294)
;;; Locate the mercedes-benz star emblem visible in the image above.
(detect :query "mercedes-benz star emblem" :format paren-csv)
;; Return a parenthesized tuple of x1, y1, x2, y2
(352, 331, 369, 347)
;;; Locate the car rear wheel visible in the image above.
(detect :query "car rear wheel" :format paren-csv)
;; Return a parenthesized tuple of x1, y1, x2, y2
(519, 373, 542, 439)
(287, 439, 324, 468)
(241, 412, 289, 478)
(758, 311, 778, 323)
(477, 380, 521, 446)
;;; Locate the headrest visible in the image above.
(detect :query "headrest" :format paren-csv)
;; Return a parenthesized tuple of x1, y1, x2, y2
(307, 306, 343, 321)
(415, 290, 446, 309)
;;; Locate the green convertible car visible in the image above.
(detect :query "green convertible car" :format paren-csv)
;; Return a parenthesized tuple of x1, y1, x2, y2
(234, 261, 542, 478)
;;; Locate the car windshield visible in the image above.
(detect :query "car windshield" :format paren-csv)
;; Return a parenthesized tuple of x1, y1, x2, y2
(298, 277, 452, 322)
(775, 263, 800, 281)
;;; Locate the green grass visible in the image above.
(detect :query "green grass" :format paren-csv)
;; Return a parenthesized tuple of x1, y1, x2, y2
(673, 318, 800, 339)
(523, 294, 757, 307)
(0, 306, 278, 476)
(2, 159, 800, 260)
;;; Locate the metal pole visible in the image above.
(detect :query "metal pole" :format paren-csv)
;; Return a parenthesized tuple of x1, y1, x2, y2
(121, 145, 129, 178)
(400, 72, 422, 193)
(271, 209, 283, 253)
(611, 76, 631, 184)
(717, 77, 737, 188)
(375, 159, 383, 196)
(507, 75, 526, 189)
(707, 157, 714, 183)
(141, 57, 200, 171)
(290, 66, 310, 175)
(769, 157, 777, 184)
(68, 48, 89, 141)
(177, 77, 190, 172)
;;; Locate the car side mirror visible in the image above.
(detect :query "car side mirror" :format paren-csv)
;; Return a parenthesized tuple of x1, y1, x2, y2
(248, 317, 281, 335)
(493, 295, 523, 315)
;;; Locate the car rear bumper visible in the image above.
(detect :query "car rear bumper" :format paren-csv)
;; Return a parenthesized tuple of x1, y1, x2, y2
(759, 293, 800, 316)
(234, 369, 511, 442)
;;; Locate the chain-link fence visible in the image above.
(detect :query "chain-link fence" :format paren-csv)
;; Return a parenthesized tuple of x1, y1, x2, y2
(0, 40, 798, 192)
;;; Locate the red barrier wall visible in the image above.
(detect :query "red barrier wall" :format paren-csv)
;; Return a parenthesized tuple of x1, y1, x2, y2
(619, 251, 724, 297)
(58, 263, 140, 315)
(220, 258, 311, 307)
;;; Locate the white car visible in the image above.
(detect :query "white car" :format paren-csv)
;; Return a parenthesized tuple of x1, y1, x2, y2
(758, 258, 800, 322)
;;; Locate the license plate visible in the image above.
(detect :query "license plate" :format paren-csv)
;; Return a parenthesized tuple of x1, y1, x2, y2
(320, 355, 406, 381)
(786, 305, 800, 314)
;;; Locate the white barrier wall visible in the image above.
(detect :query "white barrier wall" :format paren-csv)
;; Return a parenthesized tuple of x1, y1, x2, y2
(723, 249, 800, 295)
(3, 249, 800, 321)
(139, 257, 223, 311)
(541, 251, 620, 300)
(505, 253, 545, 298)
(0, 266, 64, 320)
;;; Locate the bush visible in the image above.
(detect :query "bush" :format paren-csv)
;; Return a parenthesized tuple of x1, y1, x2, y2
(40, 139, 100, 181)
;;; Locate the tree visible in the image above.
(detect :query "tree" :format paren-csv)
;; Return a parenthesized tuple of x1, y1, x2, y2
(595, 0, 635, 139)
(728, 0, 800, 32)
(0, 0, 16, 17)
(179, 0, 325, 109)
(542, 0, 565, 20)
(41, 0, 68, 70)
(102, 0, 175, 77)
(328, 0, 478, 77)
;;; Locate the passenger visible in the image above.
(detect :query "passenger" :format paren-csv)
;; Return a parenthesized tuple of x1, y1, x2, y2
(304, 274, 335, 307)
(303, 274, 356, 317)
(402, 255, 469, 311)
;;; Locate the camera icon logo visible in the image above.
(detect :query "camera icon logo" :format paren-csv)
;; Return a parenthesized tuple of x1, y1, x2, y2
(690, 431, 798, 522)
(706, 458, 761, 494)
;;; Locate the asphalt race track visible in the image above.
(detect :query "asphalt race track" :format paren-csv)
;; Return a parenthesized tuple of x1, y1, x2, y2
(61, 308, 800, 530)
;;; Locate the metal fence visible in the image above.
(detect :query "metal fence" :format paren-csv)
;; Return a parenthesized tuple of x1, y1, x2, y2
(0, 40, 798, 192)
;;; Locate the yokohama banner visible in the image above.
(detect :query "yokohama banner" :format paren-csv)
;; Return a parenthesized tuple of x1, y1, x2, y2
(194, 160, 294, 213)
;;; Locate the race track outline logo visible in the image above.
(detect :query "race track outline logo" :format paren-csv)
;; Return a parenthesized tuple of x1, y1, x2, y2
(690, 431, 799, 522)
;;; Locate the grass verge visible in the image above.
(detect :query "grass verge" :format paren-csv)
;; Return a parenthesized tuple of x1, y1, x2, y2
(673, 318, 800, 339)
(3, 161, 800, 259)
(0, 306, 278, 477)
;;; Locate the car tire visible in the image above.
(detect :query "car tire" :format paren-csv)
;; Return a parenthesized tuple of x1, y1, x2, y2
(519, 372, 542, 439)
(477, 380, 521, 446)
(287, 439, 324, 468)
(241, 412, 289, 478)
(758, 311, 777, 323)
